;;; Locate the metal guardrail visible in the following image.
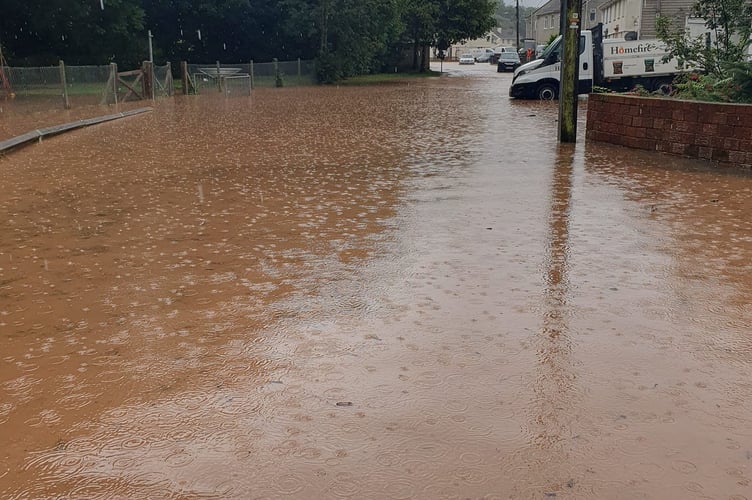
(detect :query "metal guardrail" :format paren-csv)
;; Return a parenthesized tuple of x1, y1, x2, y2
(0, 107, 153, 154)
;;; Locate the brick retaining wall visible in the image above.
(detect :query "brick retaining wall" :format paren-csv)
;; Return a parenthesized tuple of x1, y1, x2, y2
(586, 93, 752, 169)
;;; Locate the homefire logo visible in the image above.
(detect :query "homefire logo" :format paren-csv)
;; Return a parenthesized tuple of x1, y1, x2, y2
(610, 44, 658, 55)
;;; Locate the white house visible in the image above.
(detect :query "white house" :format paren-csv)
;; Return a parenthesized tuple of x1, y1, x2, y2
(445, 28, 524, 60)
(527, 0, 695, 43)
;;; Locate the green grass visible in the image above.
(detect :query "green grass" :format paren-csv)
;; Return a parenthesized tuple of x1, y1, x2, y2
(189, 74, 316, 93)
(12, 70, 432, 97)
(10, 82, 107, 96)
(251, 75, 317, 88)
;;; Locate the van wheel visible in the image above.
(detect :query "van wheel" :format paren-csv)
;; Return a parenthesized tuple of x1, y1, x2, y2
(654, 79, 673, 95)
(537, 83, 557, 100)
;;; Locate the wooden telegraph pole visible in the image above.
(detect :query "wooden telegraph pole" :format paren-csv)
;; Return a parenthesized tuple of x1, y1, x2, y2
(516, 0, 520, 52)
(558, 0, 583, 143)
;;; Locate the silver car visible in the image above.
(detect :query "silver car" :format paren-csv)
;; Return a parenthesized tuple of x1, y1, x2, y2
(459, 54, 476, 65)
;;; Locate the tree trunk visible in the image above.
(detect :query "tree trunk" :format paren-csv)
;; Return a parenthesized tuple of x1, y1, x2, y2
(420, 44, 430, 72)
(319, 0, 331, 52)
(412, 35, 419, 70)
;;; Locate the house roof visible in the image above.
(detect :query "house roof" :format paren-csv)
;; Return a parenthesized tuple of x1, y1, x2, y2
(534, 0, 560, 16)
(531, 0, 611, 21)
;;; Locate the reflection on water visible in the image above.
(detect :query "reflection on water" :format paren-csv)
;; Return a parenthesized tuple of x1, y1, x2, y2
(527, 144, 578, 494)
(1, 65, 752, 499)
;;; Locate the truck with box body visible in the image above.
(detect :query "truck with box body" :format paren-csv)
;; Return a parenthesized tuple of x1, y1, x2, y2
(509, 24, 690, 100)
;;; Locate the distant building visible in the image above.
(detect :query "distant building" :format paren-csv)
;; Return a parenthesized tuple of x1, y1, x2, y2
(526, 0, 561, 45)
(444, 27, 527, 60)
(527, 0, 694, 43)
(634, 0, 695, 39)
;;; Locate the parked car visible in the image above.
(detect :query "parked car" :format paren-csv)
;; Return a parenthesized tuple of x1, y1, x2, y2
(459, 54, 476, 65)
(491, 46, 516, 64)
(475, 48, 495, 63)
(497, 52, 521, 72)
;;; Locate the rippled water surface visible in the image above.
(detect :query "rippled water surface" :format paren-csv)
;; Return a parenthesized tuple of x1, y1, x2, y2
(1, 62, 752, 499)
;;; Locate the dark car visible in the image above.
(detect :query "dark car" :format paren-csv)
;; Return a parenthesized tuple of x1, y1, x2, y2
(497, 52, 521, 72)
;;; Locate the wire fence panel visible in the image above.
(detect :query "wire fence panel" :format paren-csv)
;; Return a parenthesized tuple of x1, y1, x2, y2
(187, 63, 251, 94)
(250, 60, 316, 87)
(187, 60, 315, 90)
(153, 63, 174, 98)
(1, 59, 315, 117)
(64, 65, 112, 107)
(5, 66, 62, 108)
(223, 75, 252, 97)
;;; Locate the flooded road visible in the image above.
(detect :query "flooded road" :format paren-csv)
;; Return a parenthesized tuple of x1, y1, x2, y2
(1, 61, 751, 499)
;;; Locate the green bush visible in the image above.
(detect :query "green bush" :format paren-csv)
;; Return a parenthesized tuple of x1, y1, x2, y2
(671, 72, 742, 102)
(315, 51, 344, 84)
(725, 61, 752, 102)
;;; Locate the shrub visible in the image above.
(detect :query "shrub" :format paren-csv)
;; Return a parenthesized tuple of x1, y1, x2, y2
(315, 51, 344, 84)
(671, 72, 737, 102)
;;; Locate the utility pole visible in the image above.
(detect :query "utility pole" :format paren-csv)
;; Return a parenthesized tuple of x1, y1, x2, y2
(148, 30, 154, 62)
(558, 0, 583, 143)
(516, 0, 520, 51)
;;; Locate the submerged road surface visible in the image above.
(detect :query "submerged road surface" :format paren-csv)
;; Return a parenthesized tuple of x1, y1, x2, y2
(1, 62, 751, 499)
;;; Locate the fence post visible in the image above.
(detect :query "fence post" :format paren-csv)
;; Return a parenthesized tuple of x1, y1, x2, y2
(59, 60, 71, 109)
(273, 58, 281, 87)
(165, 62, 172, 96)
(250, 60, 254, 89)
(181, 61, 188, 94)
(297, 58, 301, 78)
(216, 60, 222, 92)
(111, 62, 118, 105)
(151, 61, 155, 100)
(142, 60, 154, 100)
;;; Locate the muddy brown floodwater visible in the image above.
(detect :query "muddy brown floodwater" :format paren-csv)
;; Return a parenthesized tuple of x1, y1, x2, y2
(1, 62, 752, 499)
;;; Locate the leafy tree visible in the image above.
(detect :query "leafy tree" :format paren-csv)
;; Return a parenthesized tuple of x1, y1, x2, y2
(656, 0, 752, 77)
(0, 0, 499, 81)
(143, 0, 288, 64)
(494, 1, 535, 36)
(328, 0, 405, 75)
(312, 0, 404, 82)
(404, 0, 496, 72)
(402, 0, 440, 71)
(0, 0, 145, 66)
(435, 0, 496, 51)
